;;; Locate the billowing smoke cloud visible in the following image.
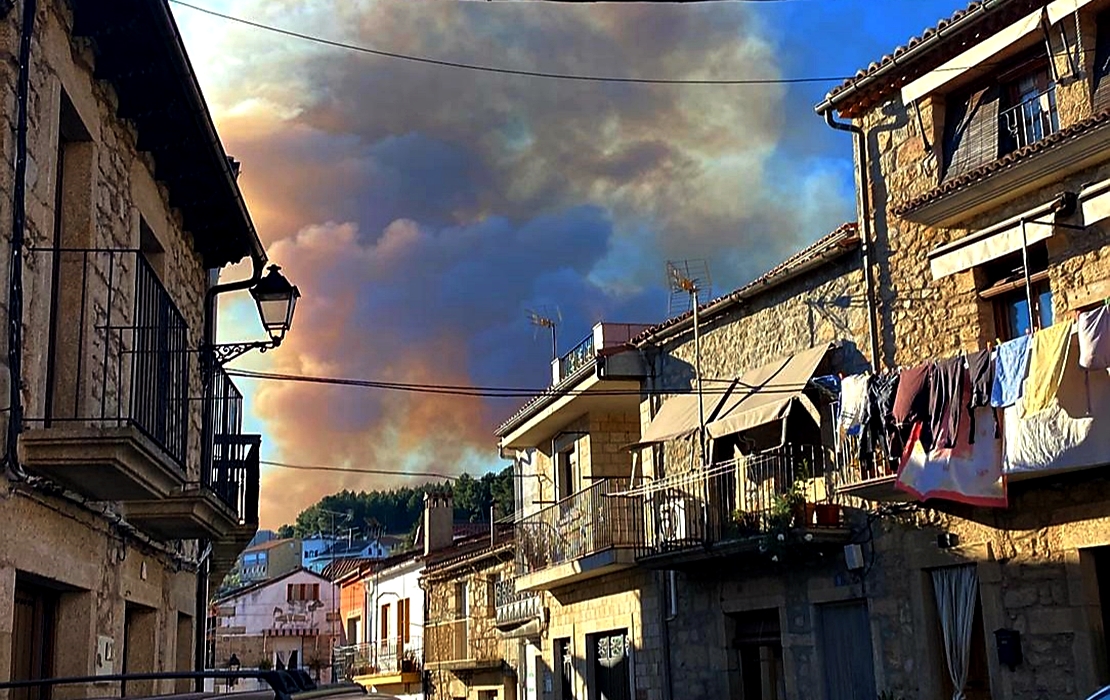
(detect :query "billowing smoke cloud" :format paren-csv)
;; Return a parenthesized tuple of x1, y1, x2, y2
(176, 0, 854, 526)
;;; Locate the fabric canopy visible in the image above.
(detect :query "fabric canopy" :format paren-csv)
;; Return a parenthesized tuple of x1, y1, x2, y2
(634, 392, 727, 447)
(929, 217, 1055, 280)
(705, 344, 830, 440)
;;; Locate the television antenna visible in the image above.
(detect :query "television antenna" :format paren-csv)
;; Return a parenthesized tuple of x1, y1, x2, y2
(666, 260, 710, 467)
(526, 307, 561, 361)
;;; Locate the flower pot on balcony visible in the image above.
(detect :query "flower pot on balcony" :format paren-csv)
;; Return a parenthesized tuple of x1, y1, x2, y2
(814, 503, 841, 527)
(792, 502, 816, 528)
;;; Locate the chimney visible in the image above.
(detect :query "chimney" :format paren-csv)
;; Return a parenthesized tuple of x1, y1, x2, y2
(423, 491, 454, 555)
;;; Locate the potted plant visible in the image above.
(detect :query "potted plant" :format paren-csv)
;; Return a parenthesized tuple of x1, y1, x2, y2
(814, 501, 842, 527)
(733, 509, 761, 535)
(256, 657, 274, 672)
(401, 649, 418, 672)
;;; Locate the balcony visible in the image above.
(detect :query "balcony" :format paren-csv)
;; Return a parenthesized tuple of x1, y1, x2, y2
(20, 249, 190, 501)
(494, 577, 544, 635)
(550, 323, 652, 385)
(832, 432, 912, 502)
(636, 445, 851, 569)
(425, 618, 501, 672)
(514, 478, 643, 591)
(334, 639, 423, 688)
(1001, 85, 1059, 154)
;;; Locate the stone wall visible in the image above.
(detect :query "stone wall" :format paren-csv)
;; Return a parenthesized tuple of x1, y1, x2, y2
(425, 553, 517, 700)
(0, 0, 238, 694)
(543, 567, 664, 700)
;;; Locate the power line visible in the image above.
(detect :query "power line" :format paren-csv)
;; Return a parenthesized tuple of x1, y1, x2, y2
(170, 0, 848, 85)
(225, 367, 820, 398)
(260, 459, 460, 480)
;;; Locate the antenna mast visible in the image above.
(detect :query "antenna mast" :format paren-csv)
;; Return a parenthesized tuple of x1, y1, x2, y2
(667, 260, 712, 467)
(527, 308, 559, 361)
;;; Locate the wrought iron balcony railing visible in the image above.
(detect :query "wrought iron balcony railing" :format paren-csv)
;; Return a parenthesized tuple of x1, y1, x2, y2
(637, 444, 836, 558)
(1001, 85, 1059, 153)
(332, 638, 422, 680)
(29, 248, 190, 466)
(515, 478, 643, 576)
(494, 577, 543, 627)
(204, 365, 260, 523)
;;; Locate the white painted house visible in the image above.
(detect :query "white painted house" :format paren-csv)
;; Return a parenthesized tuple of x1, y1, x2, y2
(209, 568, 340, 681)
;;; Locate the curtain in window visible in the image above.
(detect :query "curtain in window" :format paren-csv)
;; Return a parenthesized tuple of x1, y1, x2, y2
(932, 565, 979, 700)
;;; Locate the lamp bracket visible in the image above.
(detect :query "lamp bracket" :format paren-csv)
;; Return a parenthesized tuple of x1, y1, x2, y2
(206, 340, 278, 366)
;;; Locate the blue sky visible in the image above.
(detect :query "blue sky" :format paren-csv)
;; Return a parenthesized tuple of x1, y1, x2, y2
(171, 0, 970, 526)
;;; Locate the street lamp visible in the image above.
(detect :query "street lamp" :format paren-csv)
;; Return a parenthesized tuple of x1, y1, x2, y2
(209, 264, 301, 365)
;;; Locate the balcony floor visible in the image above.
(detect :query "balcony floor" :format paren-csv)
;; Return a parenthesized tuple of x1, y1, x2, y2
(18, 425, 184, 501)
(836, 475, 914, 502)
(515, 547, 637, 592)
(637, 528, 853, 570)
(123, 488, 239, 540)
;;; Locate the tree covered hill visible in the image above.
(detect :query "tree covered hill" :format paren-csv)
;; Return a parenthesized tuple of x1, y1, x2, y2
(275, 466, 514, 540)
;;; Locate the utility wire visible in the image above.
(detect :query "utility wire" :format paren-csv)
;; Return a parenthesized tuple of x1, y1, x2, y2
(170, 0, 847, 85)
(226, 367, 818, 398)
(260, 459, 459, 480)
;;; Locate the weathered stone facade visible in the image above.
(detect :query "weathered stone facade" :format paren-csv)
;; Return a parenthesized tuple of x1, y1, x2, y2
(424, 544, 518, 700)
(0, 0, 260, 695)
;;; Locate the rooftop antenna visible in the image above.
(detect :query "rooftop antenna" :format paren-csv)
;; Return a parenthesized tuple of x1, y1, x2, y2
(666, 260, 711, 467)
(666, 259, 712, 318)
(526, 307, 561, 361)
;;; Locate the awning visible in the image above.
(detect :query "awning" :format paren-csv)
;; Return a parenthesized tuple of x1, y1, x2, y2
(928, 199, 1061, 279)
(704, 344, 830, 440)
(632, 392, 728, 448)
(1082, 178, 1110, 227)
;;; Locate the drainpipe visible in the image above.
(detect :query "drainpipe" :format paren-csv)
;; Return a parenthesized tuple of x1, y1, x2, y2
(194, 241, 267, 689)
(824, 110, 883, 371)
(5, 0, 38, 481)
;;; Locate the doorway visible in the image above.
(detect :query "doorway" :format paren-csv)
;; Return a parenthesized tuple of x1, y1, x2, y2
(817, 600, 877, 700)
(727, 609, 784, 700)
(587, 630, 630, 700)
(11, 583, 57, 700)
(555, 638, 574, 700)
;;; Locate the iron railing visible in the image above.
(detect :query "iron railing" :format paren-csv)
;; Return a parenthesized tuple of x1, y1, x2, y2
(30, 248, 190, 466)
(204, 365, 260, 523)
(558, 332, 595, 382)
(833, 430, 898, 490)
(1001, 85, 1059, 153)
(332, 639, 422, 679)
(515, 478, 643, 576)
(636, 444, 834, 557)
(494, 577, 543, 627)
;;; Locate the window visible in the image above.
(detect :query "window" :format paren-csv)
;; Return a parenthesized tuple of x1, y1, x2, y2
(727, 610, 785, 700)
(286, 583, 320, 602)
(380, 604, 390, 645)
(943, 49, 1058, 181)
(1094, 10, 1110, 110)
(454, 582, 469, 620)
(397, 598, 411, 645)
(978, 242, 1053, 341)
(346, 617, 361, 645)
(556, 446, 578, 502)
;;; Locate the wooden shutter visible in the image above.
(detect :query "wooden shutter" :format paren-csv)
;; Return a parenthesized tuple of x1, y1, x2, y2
(1094, 11, 1110, 111)
(943, 85, 1001, 181)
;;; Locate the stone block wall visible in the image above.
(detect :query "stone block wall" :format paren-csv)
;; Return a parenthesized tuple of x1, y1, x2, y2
(543, 568, 663, 700)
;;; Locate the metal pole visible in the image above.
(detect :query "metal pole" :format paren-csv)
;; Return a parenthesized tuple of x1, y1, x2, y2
(1020, 218, 1036, 333)
(692, 289, 705, 467)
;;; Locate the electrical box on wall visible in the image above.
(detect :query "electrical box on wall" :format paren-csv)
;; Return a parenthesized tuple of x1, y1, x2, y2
(95, 636, 115, 675)
(994, 628, 1023, 670)
(844, 543, 865, 571)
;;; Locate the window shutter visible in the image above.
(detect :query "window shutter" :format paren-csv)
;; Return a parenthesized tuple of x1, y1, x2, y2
(1094, 11, 1110, 111)
(286, 584, 294, 601)
(943, 85, 1001, 181)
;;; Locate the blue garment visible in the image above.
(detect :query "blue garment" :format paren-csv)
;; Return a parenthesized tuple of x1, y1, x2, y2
(991, 335, 1031, 408)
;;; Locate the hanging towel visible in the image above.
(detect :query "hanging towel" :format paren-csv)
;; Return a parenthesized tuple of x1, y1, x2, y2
(991, 335, 1031, 408)
(1020, 321, 1073, 417)
(1078, 306, 1110, 370)
(863, 373, 899, 474)
(893, 361, 933, 452)
(838, 373, 871, 436)
(929, 357, 965, 450)
(965, 348, 998, 443)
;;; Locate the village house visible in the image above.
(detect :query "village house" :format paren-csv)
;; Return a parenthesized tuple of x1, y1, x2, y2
(207, 568, 338, 682)
(803, 0, 1110, 698)
(495, 322, 662, 700)
(422, 515, 517, 700)
(0, 0, 288, 697)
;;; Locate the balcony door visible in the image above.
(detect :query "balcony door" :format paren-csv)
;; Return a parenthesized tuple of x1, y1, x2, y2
(588, 630, 630, 700)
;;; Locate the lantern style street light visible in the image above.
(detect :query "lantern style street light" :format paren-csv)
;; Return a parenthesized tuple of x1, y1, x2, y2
(209, 264, 301, 365)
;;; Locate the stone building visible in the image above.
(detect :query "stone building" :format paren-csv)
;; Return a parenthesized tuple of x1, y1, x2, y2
(810, 0, 1110, 698)
(0, 0, 271, 696)
(496, 321, 667, 700)
(423, 527, 518, 700)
